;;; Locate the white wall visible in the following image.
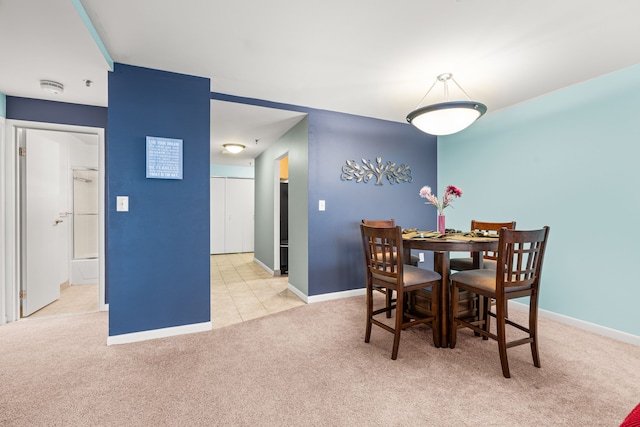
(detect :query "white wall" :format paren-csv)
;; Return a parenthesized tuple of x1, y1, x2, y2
(0, 116, 6, 324)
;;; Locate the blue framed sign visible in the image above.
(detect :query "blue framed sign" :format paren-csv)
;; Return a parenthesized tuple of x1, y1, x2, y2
(146, 136, 183, 180)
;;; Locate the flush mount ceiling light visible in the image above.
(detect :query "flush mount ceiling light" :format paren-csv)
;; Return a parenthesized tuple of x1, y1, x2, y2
(223, 143, 245, 154)
(406, 73, 487, 136)
(40, 79, 64, 94)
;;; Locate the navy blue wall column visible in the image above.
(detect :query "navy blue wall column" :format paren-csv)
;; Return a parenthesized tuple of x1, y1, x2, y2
(6, 96, 107, 128)
(107, 63, 210, 337)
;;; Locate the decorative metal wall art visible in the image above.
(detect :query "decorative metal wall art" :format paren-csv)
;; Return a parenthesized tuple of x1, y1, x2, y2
(340, 157, 412, 185)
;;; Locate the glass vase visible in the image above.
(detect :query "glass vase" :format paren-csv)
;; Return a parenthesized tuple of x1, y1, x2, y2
(438, 214, 446, 234)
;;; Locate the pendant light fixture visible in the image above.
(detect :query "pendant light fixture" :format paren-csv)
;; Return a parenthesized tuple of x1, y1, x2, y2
(406, 73, 487, 136)
(223, 143, 245, 154)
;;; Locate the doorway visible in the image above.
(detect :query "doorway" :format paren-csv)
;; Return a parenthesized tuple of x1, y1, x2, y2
(2, 120, 106, 323)
(279, 156, 289, 275)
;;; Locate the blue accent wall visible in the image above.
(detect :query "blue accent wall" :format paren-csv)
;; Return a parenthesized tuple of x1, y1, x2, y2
(212, 92, 438, 298)
(306, 110, 437, 296)
(212, 93, 438, 297)
(5, 96, 107, 128)
(439, 63, 640, 337)
(107, 63, 211, 337)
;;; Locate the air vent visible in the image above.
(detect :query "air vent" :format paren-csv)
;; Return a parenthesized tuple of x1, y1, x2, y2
(40, 80, 64, 94)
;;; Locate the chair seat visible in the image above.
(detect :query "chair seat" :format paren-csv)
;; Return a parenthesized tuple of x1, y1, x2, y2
(373, 265, 441, 287)
(450, 269, 496, 294)
(450, 257, 497, 271)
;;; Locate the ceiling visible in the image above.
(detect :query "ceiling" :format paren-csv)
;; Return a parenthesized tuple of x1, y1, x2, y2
(2, 1, 640, 165)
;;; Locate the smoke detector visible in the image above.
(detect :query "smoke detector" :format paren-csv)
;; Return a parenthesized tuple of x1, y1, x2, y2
(40, 80, 64, 94)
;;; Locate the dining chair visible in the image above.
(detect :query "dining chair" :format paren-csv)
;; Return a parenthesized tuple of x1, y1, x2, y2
(360, 224, 442, 359)
(449, 220, 516, 271)
(449, 226, 550, 378)
(362, 219, 419, 317)
(450, 220, 517, 327)
(361, 219, 419, 266)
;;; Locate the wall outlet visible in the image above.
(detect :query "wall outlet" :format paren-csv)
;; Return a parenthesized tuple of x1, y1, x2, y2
(319, 200, 325, 211)
(419, 252, 425, 262)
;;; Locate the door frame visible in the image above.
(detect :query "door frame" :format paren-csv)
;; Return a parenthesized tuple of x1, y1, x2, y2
(273, 152, 288, 275)
(2, 119, 106, 323)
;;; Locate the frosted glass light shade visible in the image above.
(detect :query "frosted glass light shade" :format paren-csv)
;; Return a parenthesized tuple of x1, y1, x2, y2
(407, 101, 487, 136)
(223, 144, 245, 154)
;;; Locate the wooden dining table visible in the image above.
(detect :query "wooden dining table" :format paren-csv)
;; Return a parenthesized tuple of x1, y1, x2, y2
(402, 231, 500, 348)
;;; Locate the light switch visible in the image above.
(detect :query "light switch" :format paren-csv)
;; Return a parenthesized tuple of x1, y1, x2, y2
(319, 200, 325, 211)
(116, 196, 129, 212)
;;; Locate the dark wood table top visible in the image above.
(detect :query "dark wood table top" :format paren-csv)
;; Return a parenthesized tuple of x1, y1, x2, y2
(402, 231, 500, 252)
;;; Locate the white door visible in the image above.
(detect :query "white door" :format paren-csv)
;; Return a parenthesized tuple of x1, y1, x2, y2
(210, 178, 226, 254)
(240, 180, 254, 252)
(225, 179, 254, 253)
(21, 129, 66, 316)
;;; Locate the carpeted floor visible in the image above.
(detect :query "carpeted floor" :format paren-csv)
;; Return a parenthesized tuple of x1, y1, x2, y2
(1, 295, 639, 426)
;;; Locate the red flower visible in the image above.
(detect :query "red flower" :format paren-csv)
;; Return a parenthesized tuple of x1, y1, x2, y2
(420, 184, 463, 214)
(445, 185, 463, 198)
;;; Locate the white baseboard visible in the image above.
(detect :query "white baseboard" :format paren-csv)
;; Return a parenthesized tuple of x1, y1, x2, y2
(287, 284, 366, 305)
(287, 283, 308, 303)
(307, 287, 366, 304)
(253, 257, 275, 276)
(509, 301, 640, 346)
(291, 290, 640, 346)
(107, 321, 212, 346)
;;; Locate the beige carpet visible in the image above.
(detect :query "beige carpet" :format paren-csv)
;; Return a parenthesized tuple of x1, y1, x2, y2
(1, 295, 638, 426)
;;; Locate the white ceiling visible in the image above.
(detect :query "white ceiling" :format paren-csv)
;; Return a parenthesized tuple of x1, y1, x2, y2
(2, 0, 640, 165)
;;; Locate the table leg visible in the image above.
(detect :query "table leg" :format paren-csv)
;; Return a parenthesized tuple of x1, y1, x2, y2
(471, 251, 488, 334)
(472, 251, 484, 269)
(402, 247, 411, 265)
(433, 251, 450, 348)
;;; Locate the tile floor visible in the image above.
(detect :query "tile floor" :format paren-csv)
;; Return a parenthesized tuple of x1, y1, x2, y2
(210, 252, 305, 328)
(28, 253, 305, 328)
(27, 282, 99, 318)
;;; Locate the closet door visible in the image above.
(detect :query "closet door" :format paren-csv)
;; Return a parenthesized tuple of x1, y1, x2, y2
(225, 179, 253, 253)
(240, 180, 254, 252)
(210, 177, 226, 254)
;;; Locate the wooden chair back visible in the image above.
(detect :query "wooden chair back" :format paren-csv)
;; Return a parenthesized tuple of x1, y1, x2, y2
(471, 220, 516, 260)
(362, 219, 395, 227)
(495, 226, 550, 296)
(360, 224, 404, 291)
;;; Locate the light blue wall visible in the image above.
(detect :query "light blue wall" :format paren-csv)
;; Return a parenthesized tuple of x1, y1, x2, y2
(0, 93, 6, 118)
(210, 164, 254, 178)
(439, 63, 640, 336)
